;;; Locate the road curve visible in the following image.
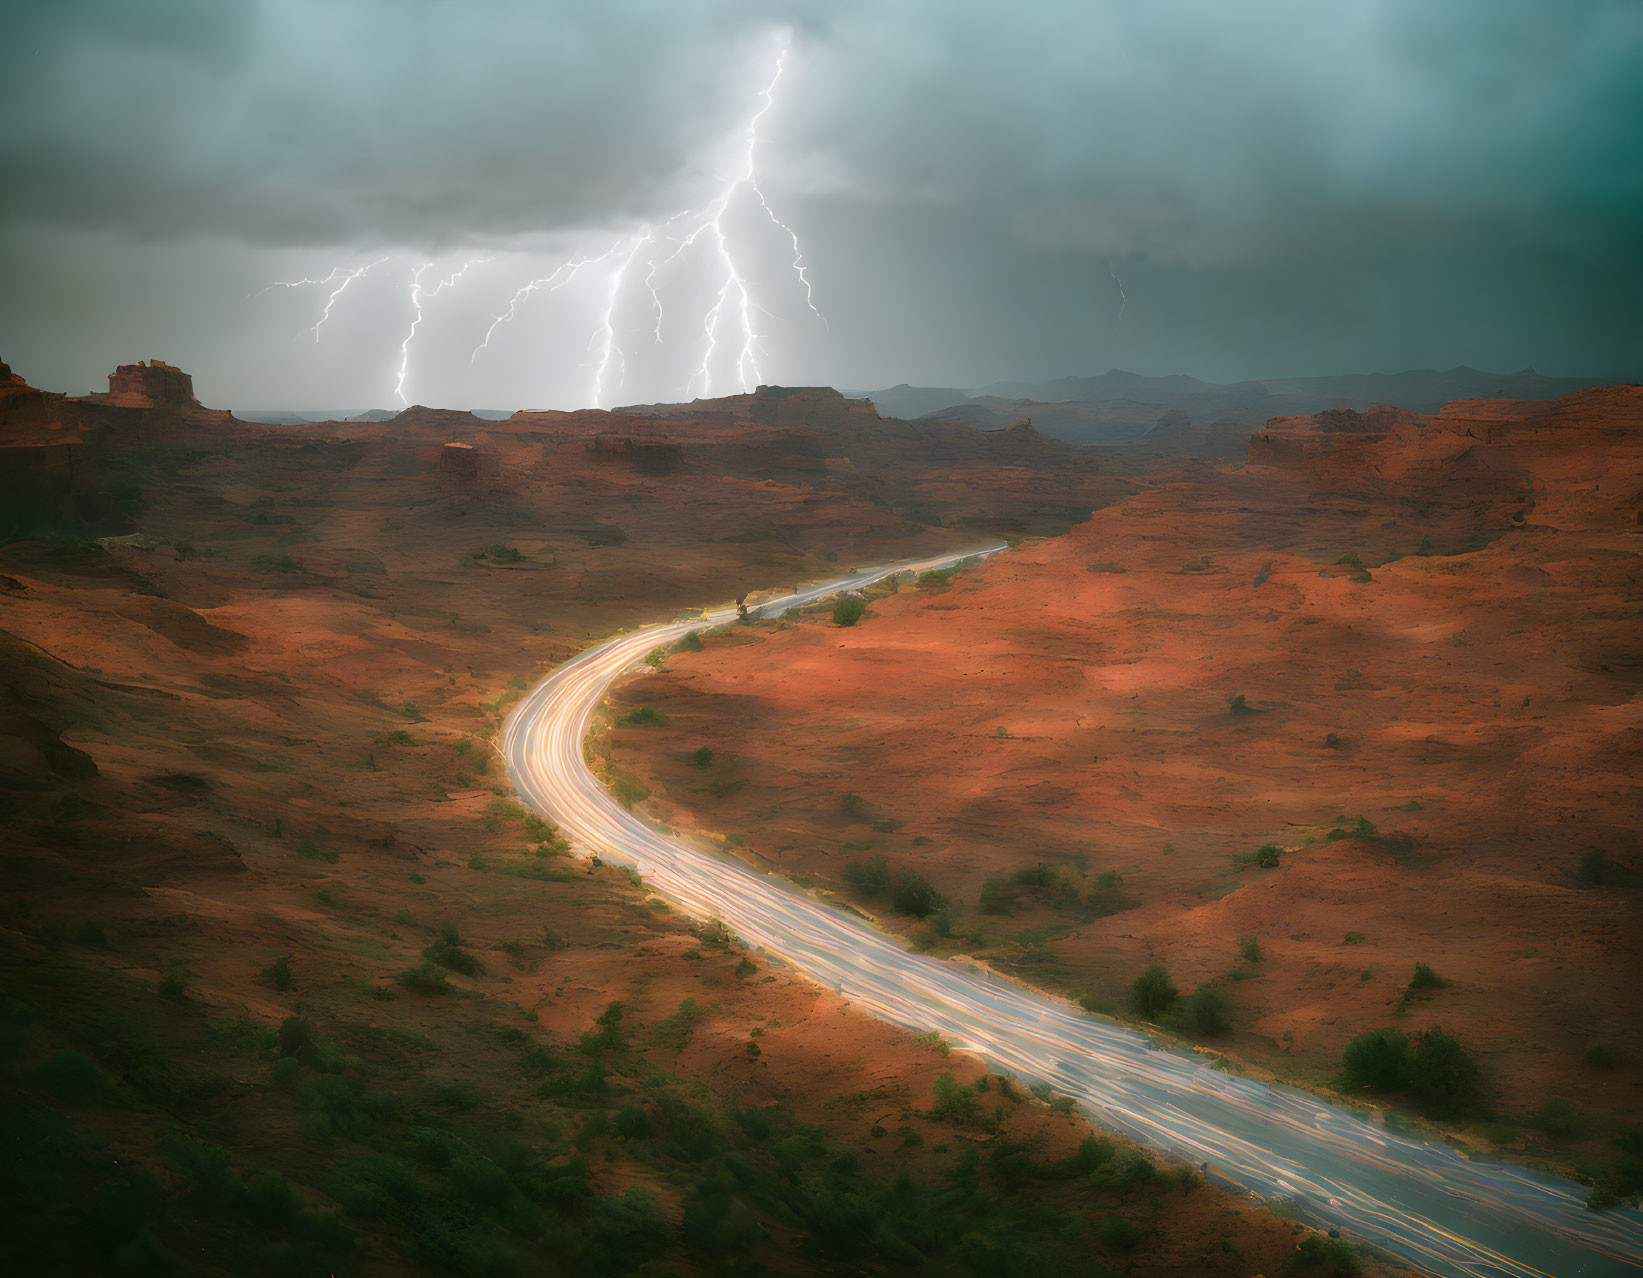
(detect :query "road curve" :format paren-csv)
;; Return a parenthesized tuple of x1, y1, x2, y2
(503, 547, 1643, 1278)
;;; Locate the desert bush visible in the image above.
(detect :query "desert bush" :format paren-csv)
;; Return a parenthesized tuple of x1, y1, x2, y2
(1187, 983, 1232, 1035)
(928, 1072, 984, 1126)
(1343, 931, 1365, 945)
(1408, 961, 1446, 990)
(979, 876, 1015, 915)
(158, 970, 191, 1000)
(1254, 844, 1281, 869)
(674, 630, 704, 653)
(523, 814, 554, 843)
(1579, 849, 1610, 885)
(890, 870, 946, 918)
(843, 856, 889, 896)
(263, 955, 293, 992)
(1343, 1028, 1410, 1092)
(1237, 934, 1262, 962)
(1228, 693, 1253, 715)
(1407, 1028, 1483, 1118)
(423, 933, 484, 976)
(832, 595, 866, 627)
(917, 569, 951, 588)
(1586, 1043, 1624, 1069)
(1100, 1213, 1140, 1251)
(693, 746, 713, 767)
(1531, 1099, 1580, 1139)
(396, 962, 451, 995)
(297, 836, 338, 864)
(1129, 965, 1178, 1019)
(623, 705, 667, 726)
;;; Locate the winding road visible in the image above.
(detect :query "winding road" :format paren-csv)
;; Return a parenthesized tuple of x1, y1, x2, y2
(503, 546, 1643, 1277)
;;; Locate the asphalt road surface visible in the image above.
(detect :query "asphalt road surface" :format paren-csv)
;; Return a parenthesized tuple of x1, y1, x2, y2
(504, 546, 1643, 1277)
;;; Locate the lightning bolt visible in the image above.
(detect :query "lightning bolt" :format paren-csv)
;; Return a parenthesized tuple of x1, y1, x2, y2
(394, 256, 491, 406)
(469, 240, 624, 365)
(590, 226, 657, 409)
(647, 36, 821, 398)
(1110, 267, 1127, 319)
(256, 258, 388, 341)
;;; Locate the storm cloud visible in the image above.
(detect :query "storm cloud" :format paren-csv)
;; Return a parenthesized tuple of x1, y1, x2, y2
(2, 0, 1639, 409)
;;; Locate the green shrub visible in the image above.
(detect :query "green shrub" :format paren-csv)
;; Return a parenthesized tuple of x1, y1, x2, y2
(1254, 844, 1281, 869)
(693, 746, 713, 767)
(1586, 1043, 1624, 1069)
(1129, 965, 1178, 1019)
(263, 955, 293, 991)
(1343, 1028, 1410, 1092)
(1407, 1027, 1483, 1118)
(890, 870, 946, 918)
(674, 630, 704, 653)
(297, 836, 338, 864)
(423, 936, 484, 976)
(917, 569, 951, 589)
(1100, 1213, 1140, 1251)
(1237, 934, 1262, 962)
(1187, 983, 1232, 1035)
(1343, 931, 1365, 945)
(979, 876, 1014, 914)
(1408, 961, 1446, 990)
(734, 956, 756, 979)
(396, 962, 451, 995)
(1531, 1099, 1580, 1139)
(523, 814, 554, 843)
(623, 705, 667, 726)
(843, 856, 889, 896)
(832, 595, 866, 627)
(1579, 849, 1610, 885)
(158, 970, 191, 1000)
(1228, 693, 1253, 715)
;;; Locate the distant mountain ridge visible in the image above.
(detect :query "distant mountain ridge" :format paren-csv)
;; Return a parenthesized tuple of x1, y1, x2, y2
(850, 366, 1632, 447)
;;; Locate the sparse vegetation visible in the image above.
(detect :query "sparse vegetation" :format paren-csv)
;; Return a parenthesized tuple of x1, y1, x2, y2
(262, 955, 292, 992)
(1342, 1026, 1484, 1118)
(1408, 961, 1446, 990)
(622, 705, 668, 726)
(692, 745, 713, 767)
(1187, 982, 1232, 1035)
(832, 594, 866, 626)
(1237, 934, 1262, 963)
(1129, 965, 1179, 1020)
(1227, 692, 1253, 715)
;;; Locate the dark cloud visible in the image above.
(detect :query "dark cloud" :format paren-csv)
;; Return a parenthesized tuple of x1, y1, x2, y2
(1, 0, 1638, 406)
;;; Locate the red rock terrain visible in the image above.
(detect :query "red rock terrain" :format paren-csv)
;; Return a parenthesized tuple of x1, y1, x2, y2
(1, 365, 1375, 1274)
(610, 388, 1643, 1191)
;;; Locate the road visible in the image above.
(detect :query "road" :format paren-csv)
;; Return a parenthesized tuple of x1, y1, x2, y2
(503, 546, 1643, 1277)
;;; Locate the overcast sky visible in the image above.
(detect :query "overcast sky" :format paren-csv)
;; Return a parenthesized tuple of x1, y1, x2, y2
(2, 0, 1638, 410)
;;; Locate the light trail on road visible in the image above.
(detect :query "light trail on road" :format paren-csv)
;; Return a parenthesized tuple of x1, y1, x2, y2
(503, 546, 1643, 1277)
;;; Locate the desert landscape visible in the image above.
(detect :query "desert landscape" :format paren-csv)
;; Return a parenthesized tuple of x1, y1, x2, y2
(607, 390, 1643, 1168)
(5, 5, 1641, 1276)
(4, 362, 1383, 1275)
